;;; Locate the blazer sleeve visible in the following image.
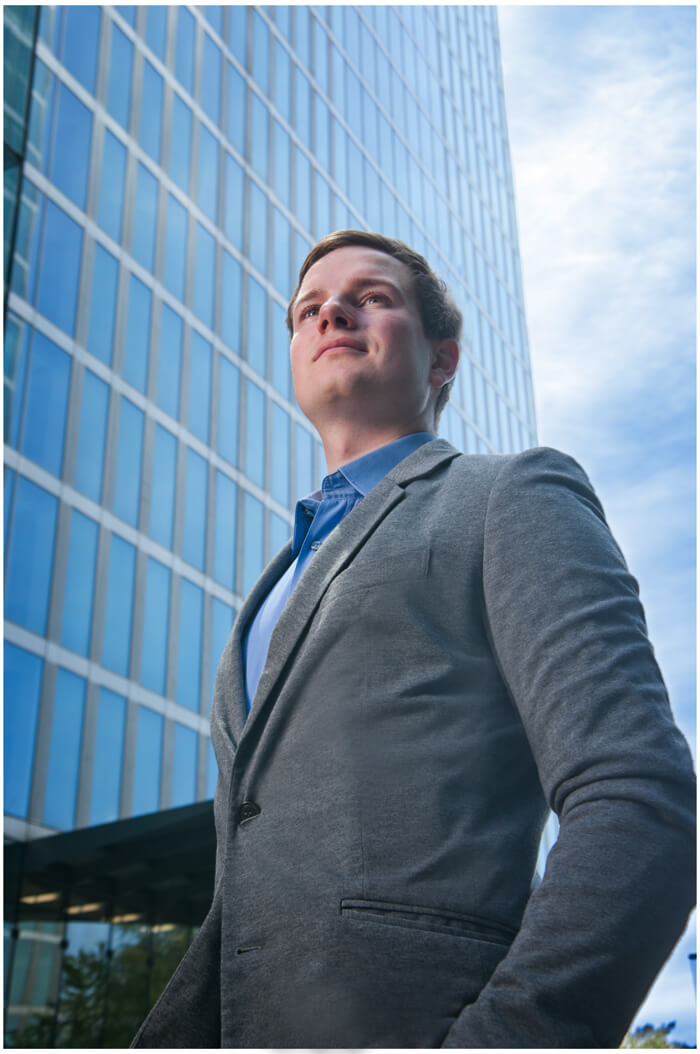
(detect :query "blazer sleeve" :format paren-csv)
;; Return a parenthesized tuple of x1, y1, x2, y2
(442, 447, 696, 1049)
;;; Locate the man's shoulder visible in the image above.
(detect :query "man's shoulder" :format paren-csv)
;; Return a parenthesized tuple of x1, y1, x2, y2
(437, 443, 591, 495)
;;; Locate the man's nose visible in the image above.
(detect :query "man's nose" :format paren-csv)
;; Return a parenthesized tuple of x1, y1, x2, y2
(317, 296, 354, 331)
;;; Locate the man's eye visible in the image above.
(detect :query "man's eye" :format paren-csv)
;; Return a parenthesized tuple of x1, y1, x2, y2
(301, 305, 319, 319)
(364, 293, 387, 305)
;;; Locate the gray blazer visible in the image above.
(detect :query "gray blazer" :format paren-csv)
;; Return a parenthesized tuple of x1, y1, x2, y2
(133, 441, 695, 1048)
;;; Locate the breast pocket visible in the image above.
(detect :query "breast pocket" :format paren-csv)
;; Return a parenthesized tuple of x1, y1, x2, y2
(329, 546, 432, 598)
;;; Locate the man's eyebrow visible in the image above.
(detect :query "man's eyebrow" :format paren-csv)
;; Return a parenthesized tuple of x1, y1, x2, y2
(294, 277, 403, 314)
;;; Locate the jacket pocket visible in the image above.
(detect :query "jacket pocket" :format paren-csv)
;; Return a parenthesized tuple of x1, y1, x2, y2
(340, 898, 516, 948)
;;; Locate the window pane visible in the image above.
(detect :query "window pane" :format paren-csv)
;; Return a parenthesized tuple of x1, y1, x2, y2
(5, 476, 57, 634)
(209, 597, 233, 704)
(113, 398, 144, 526)
(228, 5, 246, 64)
(102, 533, 136, 675)
(197, 123, 219, 223)
(294, 67, 310, 147)
(223, 153, 244, 248)
(107, 24, 133, 130)
(241, 491, 264, 594)
(225, 63, 245, 156)
(183, 448, 208, 570)
(269, 510, 290, 555)
(271, 300, 290, 400)
(313, 16, 328, 92)
(131, 163, 158, 272)
(213, 470, 236, 589)
(87, 244, 119, 366)
(60, 510, 99, 656)
(141, 557, 170, 694)
(250, 95, 268, 180)
(313, 167, 330, 238)
(294, 147, 311, 231)
(36, 199, 83, 336)
(270, 403, 289, 506)
(177, 578, 203, 711)
(271, 210, 290, 297)
(63, 6, 100, 91)
(123, 274, 151, 392)
(43, 668, 85, 830)
(97, 130, 126, 243)
(75, 369, 109, 502)
(51, 83, 92, 209)
(271, 120, 290, 207)
(205, 6, 222, 35)
(20, 330, 71, 477)
(149, 424, 177, 549)
(164, 194, 187, 299)
(171, 724, 197, 807)
(145, 5, 166, 60)
(272, 39, 290, 122)
(189, 332, 212, 443)
(313, 91, 329, 170)
(175, 7, 195, 93)
(295, 423, 313, 497)
(193, 223, 215, 329)
(139, 60, 163, 162)
(4, 643, 43, 818)
(248, 181, 267, 275)
(89, 688, 126, 825)
(246, 275, 266, 376)
(217, 354, 239, 466)
(157, 303, 183, 418)
(201, 34, 221, 125)
(132, 706, 162, 815)
(220, 250, 242, 350)
(252, 11, 269, 95)
(169, 94, 192, 193)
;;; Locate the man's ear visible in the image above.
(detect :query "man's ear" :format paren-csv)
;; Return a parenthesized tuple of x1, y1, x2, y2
(429, 338, 460, 390)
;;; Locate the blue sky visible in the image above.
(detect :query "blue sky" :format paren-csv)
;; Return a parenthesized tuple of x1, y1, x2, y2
(498, 5, 696, 1044)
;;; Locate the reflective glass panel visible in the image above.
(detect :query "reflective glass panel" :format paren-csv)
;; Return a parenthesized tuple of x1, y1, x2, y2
(87, 244, 119, 366)
(272, 209, 290, 296)
(252, 11, 269, 95)
(248, 181, 267, 275)
(149, 424, 177, 549)
(102, 533, 136, 675)
(20, 329, 70, 477)
(171, 724, 197, 807)
(271, 300, 290, 400)
(313, 168, 331, 238)
(145, 5, 166, 60)
(193, 223, 215, 329)
(89, 688, 126, 825)
(157, 303, 183, 420)
(225, 63, 246, 156)
(197, 123, 219, 224)
(294, 67, 310, 147)
(272, 39, 290, 121)
(175, 7, 195, 93)
(295, 423, 313, 498)
(201, 34, 222, 124)
(4, 643, 42, 818)
(131, 162, 158, 272)
(107, 24, 133, 130)
(75, 369, 109, 502)
(312, 16, 327, 91)
(217, 355, 240, 466)
(269, 510, 290, 556)
(43, 668, 85, 830)
(113, 397, 144, 526)
(271, 120, 290, 207)
(189, 332, 212, 443)
(60, 509, 99, 656)
(177, 578, 203, 711)
(205, 6, 222, 35)
(36, 199, 82, 336)
(169, 93, 192, 193)
(63, 6, 100, 91)
(228, 5, 246, 64)
(132, 706, 162, 815)
(270, 403, 289, 507)
(51, 83, 92, 209)
(313, 92, 329, 171)
(213, 470, 237, 590)
(123, 274, 151, 392)
(220, 250, 242, 351)
(183, 448, 208, 570)
(5, 475, 57, 634)
(210, 598, 233, 702)
(141, 557, 170, 694)
(164, 194, 187, 299)
(97, 129, 127, 243)
(294, 147, 311, 231)
(223, 153, 244, 248)
(241, 491, 264, 594)
(250, 95, 268, 180)
(139, 60, 163, 162)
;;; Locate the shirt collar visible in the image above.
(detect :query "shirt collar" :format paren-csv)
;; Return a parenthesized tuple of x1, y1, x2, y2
(338, 432, 436, 496)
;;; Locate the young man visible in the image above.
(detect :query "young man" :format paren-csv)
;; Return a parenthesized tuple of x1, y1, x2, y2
(133, 232, 695, 1049)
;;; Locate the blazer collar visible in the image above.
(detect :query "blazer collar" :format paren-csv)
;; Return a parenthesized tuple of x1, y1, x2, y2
(226, 438, 460, 744)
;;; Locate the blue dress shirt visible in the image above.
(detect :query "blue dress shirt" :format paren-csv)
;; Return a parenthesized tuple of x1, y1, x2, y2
(243, 432, 436, 709)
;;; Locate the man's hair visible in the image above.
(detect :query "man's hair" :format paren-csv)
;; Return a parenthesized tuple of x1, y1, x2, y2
(286, 230, 462, 422)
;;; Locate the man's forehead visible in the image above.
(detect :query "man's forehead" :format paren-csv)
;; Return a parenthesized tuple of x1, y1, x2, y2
(300, 245, 411, 292)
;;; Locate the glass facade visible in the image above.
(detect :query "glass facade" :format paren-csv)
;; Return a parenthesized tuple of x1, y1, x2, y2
(4, 5, 536, 1045)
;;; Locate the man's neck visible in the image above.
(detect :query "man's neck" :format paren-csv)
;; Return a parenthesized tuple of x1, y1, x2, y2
(320, 418, 434, 474)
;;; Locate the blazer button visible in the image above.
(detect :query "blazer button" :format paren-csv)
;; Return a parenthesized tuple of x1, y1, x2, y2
(238, 801, 261, 824)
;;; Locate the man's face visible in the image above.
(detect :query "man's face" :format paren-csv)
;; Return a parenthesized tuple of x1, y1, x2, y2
(290, 246, 447, 433)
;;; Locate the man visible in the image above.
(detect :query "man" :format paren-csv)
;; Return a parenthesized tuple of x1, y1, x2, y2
(133, 231, 695, 1048)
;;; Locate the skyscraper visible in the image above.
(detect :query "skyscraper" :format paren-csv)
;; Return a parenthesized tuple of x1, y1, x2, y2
(4, 5, 537, 1045)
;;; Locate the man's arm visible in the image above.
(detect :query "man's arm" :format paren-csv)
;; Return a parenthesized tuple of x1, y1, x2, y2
(443, 447, 695, 1048)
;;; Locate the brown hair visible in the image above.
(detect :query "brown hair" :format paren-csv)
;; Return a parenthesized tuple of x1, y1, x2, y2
(286, 230, 462, 421)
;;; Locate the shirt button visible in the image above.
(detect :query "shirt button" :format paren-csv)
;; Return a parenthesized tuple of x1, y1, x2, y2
(238, 801, 261, 824)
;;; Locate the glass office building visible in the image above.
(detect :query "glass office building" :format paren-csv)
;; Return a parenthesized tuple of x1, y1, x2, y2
(4, 5, 537, 1045)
